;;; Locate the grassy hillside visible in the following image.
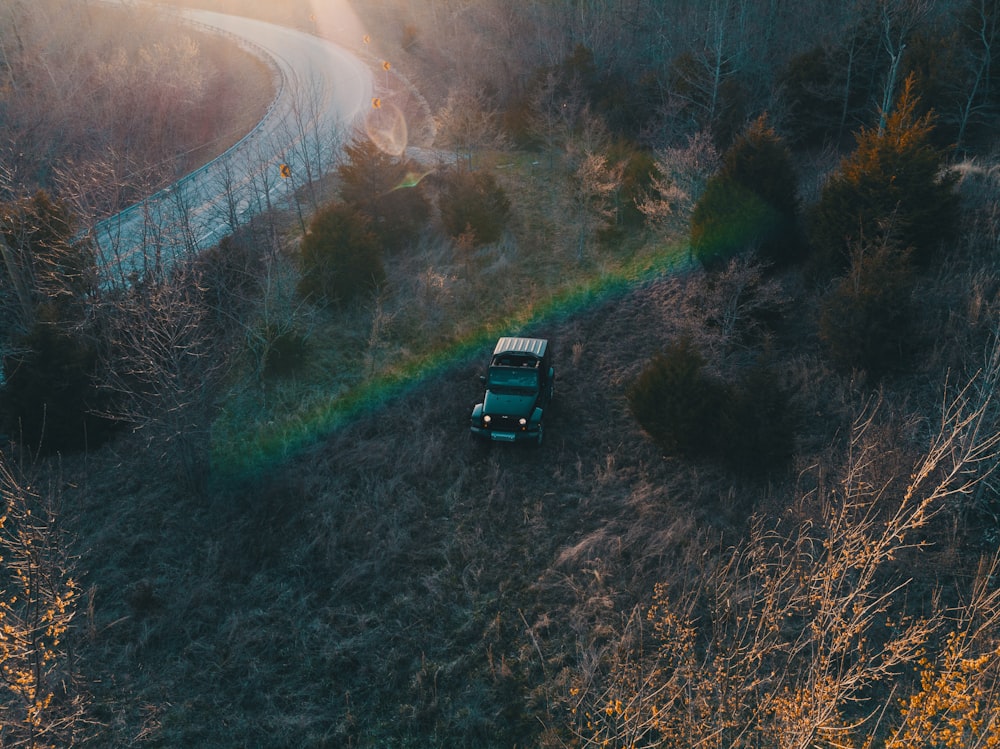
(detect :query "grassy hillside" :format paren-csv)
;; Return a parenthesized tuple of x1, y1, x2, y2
(62, 176, 1000, 745)
(64, 272, 783, 747)
(4, 1, 1000, 746)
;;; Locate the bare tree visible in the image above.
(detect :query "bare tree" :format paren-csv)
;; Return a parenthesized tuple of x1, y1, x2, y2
(208, 155, 245, 237)
(277, 72, 328, 212)
(666, 0, 751, 140)
(877, 0, 933, 133)
(241, 253, 315, 390)
(567, 151, 623, 263)
(239, 133, 286, 256)
(97, 265, 231, 489)
(574, 355, 1000, 748)
(528, 70, 592, 164)
(954, 0, 1000, 148)
(434, 84, 509, 171)
(688, 254, 787, 353)
(0, 455, 89, 749)
(639, 129, 720, 239)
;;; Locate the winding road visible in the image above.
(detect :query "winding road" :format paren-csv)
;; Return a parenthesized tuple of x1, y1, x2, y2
(91, 6, 374, 283)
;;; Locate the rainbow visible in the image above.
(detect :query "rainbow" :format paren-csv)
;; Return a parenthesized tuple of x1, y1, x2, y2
(211, 240, 692, 480)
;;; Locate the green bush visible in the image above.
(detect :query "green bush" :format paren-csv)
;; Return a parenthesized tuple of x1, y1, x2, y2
(438, 170, 511, 247)
(690, 117, 801, 268)
(337, 138, 430, 253)
(626, 337, 728, 458)
(0, 321, 117, 453)
(628, 339, 794, 475)
(691, 177, 782, 268)
(818, 237, 916, 377)
(0, 191, 117, 454)
(722, 117, 799, 222)
(297, 203, 384, 307)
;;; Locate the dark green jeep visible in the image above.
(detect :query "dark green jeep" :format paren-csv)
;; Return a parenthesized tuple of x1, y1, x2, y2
(470, 337, 554, 445)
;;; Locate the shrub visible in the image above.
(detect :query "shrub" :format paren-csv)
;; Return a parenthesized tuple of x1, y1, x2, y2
(626, 337, 728, 458)
(0, 191, 116, 454)
(337, 138, 430, 253)
(818, 235, 916, 377)
(194, 233, 264, 335)
(297, 203, 384, 308)
(690, 176, 782, 268)
(691, 116, 802, 268)
(262, 328, 310, 380)
(438, 170, 511, 247)
(722, 117, 799, 222)
(0, 321, 116, 453)
(628, 338, 794, 475)
(718, 359, 794, 476)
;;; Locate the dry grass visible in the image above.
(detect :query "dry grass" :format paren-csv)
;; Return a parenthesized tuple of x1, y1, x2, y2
(23, 3, 1000, 747)
(52, 260, 812, 746)
(55, 207, 1000, 746)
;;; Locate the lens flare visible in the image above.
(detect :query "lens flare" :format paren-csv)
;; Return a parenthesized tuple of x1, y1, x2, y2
(391, 169, 432, 191)
(364, 100, 409, 157)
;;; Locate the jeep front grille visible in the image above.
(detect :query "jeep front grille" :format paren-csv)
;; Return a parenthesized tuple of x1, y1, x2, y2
(489, 415, 524, 431)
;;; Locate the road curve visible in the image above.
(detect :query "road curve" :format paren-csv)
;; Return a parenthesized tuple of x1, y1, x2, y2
(90, 6, 373, 284)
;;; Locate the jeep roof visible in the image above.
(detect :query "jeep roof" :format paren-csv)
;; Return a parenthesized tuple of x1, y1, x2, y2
(492, 337, 548, 359)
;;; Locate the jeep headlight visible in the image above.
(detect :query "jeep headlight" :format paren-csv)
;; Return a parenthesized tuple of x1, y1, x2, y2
(483, 414, 491, 425)
(519, 417, 527, 428)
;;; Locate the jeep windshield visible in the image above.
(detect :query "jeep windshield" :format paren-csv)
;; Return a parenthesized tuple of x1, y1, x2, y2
(487, 366, 539, 394)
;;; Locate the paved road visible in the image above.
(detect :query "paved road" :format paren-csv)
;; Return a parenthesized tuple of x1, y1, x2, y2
(91, 6, 373, 284)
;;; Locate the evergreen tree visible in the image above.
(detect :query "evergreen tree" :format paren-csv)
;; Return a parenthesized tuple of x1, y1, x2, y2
(808, 75, 958, 277)
(722, 116, 799, 222)
(818, 234, 916, 377)
(626, 337, 728, 458)
(691, 116, 800, 268)
(336, 138, 430, 253)
(779, 46, 846, 148)
(718, 357, 794, 476)
(0, 192, 114, 453)
(721, 115, 802, 265)
(438, 170, 510, 247)
(297, 203, 384, 308)
(691, 177, 781, 268)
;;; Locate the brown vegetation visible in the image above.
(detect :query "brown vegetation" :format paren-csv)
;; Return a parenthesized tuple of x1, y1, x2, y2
(2, 0, 1000, 747)
(0, 0, 273, 216)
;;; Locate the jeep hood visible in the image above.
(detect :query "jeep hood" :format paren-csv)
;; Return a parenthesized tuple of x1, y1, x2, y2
(483, 390, 537, 418)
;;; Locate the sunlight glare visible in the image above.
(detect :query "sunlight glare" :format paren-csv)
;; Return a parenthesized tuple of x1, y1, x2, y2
(306, 0, 366, 49)
(366, 101, 409, 157)
(309, 0, 412, 156)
